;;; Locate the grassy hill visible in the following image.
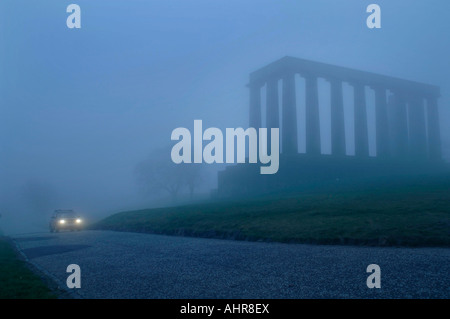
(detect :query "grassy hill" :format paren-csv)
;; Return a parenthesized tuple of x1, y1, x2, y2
(0, 237, 56, 299)
(94, 175, 450, 247)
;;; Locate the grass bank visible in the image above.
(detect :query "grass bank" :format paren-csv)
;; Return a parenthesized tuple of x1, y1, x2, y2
(0, 236, 56, 299)
(94, 178, 450, 247)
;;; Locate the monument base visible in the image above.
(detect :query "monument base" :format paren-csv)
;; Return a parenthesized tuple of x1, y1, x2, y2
(216, 154, 450, 198)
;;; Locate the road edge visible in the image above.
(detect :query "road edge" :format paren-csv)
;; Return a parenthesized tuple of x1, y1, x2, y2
(10, 236, 84, 299)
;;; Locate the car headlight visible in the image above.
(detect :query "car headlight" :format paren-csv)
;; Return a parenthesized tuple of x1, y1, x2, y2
(59, 219, 66, 224)
(76, 219, 82, 223)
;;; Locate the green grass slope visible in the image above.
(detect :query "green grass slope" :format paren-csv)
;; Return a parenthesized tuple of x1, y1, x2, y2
(0, 237, 56, 299)
(94, 177, 450, 247)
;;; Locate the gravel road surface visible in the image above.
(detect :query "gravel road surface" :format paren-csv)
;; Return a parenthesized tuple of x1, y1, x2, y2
(12, 230, 450, 299)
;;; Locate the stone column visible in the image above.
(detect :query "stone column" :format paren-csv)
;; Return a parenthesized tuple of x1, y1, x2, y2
(249, 82, 261, 129)
(408, 95, 427, 159)
(427, 96, 442, 160)
(374, 86, 389, 158)
(389, 92, 408, 159)
(330, 78, 346, 156)
(266, 78, 280, 154)
(282, 72, 298, 154)
(353, 83, 369, 157)
(305, 75, 321, 155)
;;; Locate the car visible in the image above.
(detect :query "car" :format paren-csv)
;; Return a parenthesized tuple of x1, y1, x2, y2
(50, 210, 84, 232)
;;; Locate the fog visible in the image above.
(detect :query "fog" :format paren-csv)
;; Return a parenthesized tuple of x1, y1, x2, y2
(1, 0, 449, 234)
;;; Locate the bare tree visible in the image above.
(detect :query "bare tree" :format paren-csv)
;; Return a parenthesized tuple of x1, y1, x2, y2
(184, 164, 204, 200)
(20, 179, 59, 215)
(135, 148, 205, 201)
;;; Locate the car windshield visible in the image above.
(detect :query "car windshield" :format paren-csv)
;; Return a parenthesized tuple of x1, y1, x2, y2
(58, 212, 77, 218)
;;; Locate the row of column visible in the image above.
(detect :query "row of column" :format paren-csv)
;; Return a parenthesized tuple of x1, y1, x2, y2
(249, 74, 442, 160)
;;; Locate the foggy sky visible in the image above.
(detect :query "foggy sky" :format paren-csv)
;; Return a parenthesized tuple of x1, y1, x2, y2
(1, 0, 449, 233)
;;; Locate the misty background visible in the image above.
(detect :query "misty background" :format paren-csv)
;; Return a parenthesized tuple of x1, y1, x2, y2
(1, 0, 449, 234)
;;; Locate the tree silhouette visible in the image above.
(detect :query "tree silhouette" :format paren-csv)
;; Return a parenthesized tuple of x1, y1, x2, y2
(135, 148, 205, 201)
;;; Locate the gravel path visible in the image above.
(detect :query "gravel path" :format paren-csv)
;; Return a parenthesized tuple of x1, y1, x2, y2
(12, 230, 450, 299)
